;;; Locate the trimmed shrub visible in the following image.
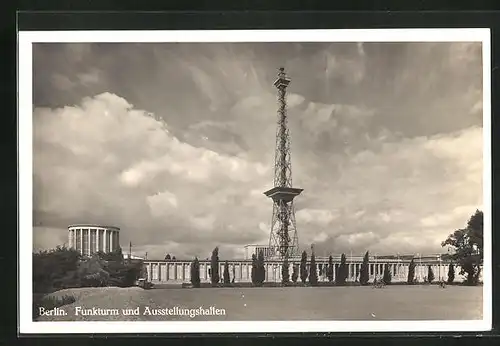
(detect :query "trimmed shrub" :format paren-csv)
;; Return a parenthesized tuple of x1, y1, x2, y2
(251, 254, 257, 285)
(291, 264, 299, 283)
(336, 253, 348, 285)
(223, 261, 231, 286)
(190, 257, 201, 288)
(382, 263, 392, 284)
(256, 251, 266, 286)
(427, 265, 435, 284)
(309, 253, 318, 286)
(282, 257, 290, 284)
(327, 255, 334, 282)
(300, 251, 308, 284)
(447, 263, 455, 284)
(407, 259, 416, 284)
(210, 247, 220, 286)
(359, 251, 370, 285)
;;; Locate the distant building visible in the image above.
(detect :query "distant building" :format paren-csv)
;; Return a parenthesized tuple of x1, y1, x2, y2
(244, 244, 275, 260)
(68, 224, 120, 256)
(125, 254, 145, 260)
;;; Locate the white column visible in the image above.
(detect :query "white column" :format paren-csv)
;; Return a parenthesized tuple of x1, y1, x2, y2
(110, 231, 114, 252)
(103, 229, 107, 252)
(79, 229, 83, 255)
(96, 230, 99, 252)
(86, 229, 90, 256)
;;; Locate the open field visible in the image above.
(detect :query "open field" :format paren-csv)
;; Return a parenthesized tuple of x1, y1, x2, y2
(35, 285, 483, 321)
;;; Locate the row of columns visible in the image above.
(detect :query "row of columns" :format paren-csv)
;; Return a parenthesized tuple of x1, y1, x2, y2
(69, 228, 118, 256)
(144, 260, 458, 284)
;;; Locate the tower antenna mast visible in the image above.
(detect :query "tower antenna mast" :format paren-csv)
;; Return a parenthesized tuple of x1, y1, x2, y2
(264, 67, 303, 260)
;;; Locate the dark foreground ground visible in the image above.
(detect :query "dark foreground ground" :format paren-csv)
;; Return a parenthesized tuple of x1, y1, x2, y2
(36, 285, 483, 321)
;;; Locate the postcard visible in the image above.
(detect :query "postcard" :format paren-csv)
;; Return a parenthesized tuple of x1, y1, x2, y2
(18, 29, 491, 334)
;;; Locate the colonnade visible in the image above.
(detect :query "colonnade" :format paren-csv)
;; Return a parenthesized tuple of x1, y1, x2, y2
(68, 225, 120, 256)
(144, 259, 467, 284)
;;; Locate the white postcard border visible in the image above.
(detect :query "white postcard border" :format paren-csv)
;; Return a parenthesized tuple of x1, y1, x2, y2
(18, 28, 492, 334)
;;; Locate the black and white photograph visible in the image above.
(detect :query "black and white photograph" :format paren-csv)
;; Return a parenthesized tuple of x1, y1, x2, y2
(18, 29, 491, 333)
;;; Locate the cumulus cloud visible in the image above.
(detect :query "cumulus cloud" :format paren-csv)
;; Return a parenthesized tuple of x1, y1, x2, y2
(33, 92, 272, 259)
(32, 41, 484, 259)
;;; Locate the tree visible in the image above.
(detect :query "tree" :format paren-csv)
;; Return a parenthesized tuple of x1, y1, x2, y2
(427, 265, 435, 284)
(100, 247, 124, 263)
(190, 257, 201, 288)
(282, 257, 290, 284)
(165, 254, 171, 260)
(327, 255, 334, 282)
(291, 264, 299, 283)
(336, 253, 348, 285)
(78, 255, 110, 287)
(359, 251, 370, 285)
(32, 246, 145, 292)
(256, 250, 266, 286)
(447, 263, 455, 284)
(100, 252, 142, 288)
(223, 261, 231, 286)
(441, 209, 483, 285)
(251, 254, 258, 285)
(172, 256, 176, 260)
(33, 246, 81, 293)
(407, 259, 416, 284)
(309, 252, 318, 286)
(300, 251, 308, 284)
(382, 263, 392, 285)
(210, 247, 220, 286)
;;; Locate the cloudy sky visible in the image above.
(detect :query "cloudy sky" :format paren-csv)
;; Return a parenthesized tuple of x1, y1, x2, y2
(32, 41, 483, 260)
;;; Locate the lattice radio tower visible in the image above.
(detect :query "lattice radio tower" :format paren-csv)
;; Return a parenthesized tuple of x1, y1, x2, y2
(264, 67, 303, 259)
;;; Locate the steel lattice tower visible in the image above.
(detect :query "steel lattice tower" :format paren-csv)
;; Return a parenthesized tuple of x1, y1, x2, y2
(264, 67, 303, 259)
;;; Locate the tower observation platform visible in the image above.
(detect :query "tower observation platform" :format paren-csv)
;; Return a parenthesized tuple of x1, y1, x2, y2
(264, 67, 302, 260)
